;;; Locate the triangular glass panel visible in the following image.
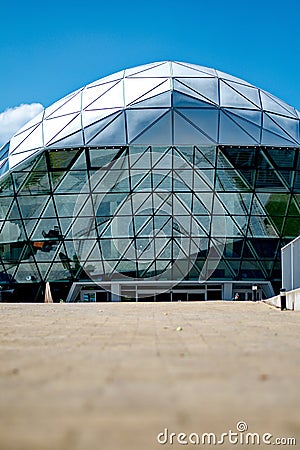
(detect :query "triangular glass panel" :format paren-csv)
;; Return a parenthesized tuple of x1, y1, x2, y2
(256, 168, 287, 191)
(282, 216, 300, 238)
(266, 113, 299, 144)
(248, 215, 278, 237)
(89, 148, 122, 169)
(5, 200, 20, 221)
(265, 148, 296, 169)
(174, 112, 216, 145)
(125, 77, 169, 105)
(14, 262, 41, 283)
(287, 197, 300, 215)
(239, 260, 266, 280)
(45, 114, 82, 146)
(131, 172, 152, 191)
(217, 150, 235, 169)
(225, 111, 261, 142)
(152, 147, 172, 169)
(125, 62, 166, 77)
(10, 124, 40, 153)
(84, 112, 120, 143)
(48, 91, 82, 118)
(0, 174, 14, 197)
(215, 169, 251, 192)
(68, 150, 86, 171)
(33, 263, 49, 281)
(132, 112, 172, 145)
(49, 171, 67, 190)
(19, 171, 50, 195)
(46, 262, 70, 282)
(194, 169, 214, 190)
(178, 109, 219, 142)
(220, 80, 258, 108)
(82, 81, 120, 109)
(82, 108, 121, 129)
(87, 113, 126, 146)
(129, 91, 171, 108)
(58, 217, 75, 236)
(220, 147, 257, 168)
(44, 114, 83, 146)
(174, 77, 219, 104)
(173, 90, 213, 108)
(130, 153, 151, 174)
(30, 216, 61, 241)
(221, 216, 245, 237)
(126, 108, 169, 143)
(174, 192, 193, 211)
(55, 171, 88, 194)
(48, 149, 79, 170)
(181, 62, 217, 77)
(218, 192, 252, 215)
(47, 130, 84, 148)
(223, 238, 244, 258)
(251, 195, 268, 215)
(260, 91, 297, 117)
(193, 215, 211, 233)
(40, 198, 57, 219)
(192, 193, 212, 214)
(128, 62, 171, 78)
(31, 153, 48, 172)
(173, 146, 193, 167)
(174, 170, 193, 191)
(231, 215, 248, 235)
(153, 171, 172, 191)
(226, 108, 262, 126)
(193, 192, 214, 214)
(18, 194, 49, 219)
(44, 89, 79, 118)
(250, 238, 279, 259)
(172, 61, 215, 77)
(210, 259, 235, 279)
(10, 149, 42, 171)
(219, 111, 258, 145)
(263, 113, 298, 144)
(257, 193, 289, 216)
(131, 80, 171, 106)
(85, 80, 124, 110)
(0, 196, 14, 220)
(194, 146, 215, 168)
(87, 70, 124, 88)
(225, 81, 261, 108)
(12, 123, 44, 153)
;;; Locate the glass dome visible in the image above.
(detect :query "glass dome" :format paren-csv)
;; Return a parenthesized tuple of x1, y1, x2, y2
(1, 60, 299, 174)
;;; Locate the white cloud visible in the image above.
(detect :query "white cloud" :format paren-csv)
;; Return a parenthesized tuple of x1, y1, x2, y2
(0, 103, 44, 147)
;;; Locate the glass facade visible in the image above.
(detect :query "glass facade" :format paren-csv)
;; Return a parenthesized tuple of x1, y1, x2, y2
(0, 61, 299, 300)
(0, 145, 299, 291)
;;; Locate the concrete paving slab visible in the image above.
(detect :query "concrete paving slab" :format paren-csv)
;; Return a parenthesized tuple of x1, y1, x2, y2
(0, 301, 299, 450)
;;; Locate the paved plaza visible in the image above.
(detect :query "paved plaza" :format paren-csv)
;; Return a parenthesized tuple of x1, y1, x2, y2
(0, 301, 299, 450)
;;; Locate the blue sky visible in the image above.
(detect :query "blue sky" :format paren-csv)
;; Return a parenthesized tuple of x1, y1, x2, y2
(0, 0, 299, 142)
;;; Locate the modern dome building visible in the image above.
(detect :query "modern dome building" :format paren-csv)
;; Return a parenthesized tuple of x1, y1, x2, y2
(0, 61, 299, 302)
